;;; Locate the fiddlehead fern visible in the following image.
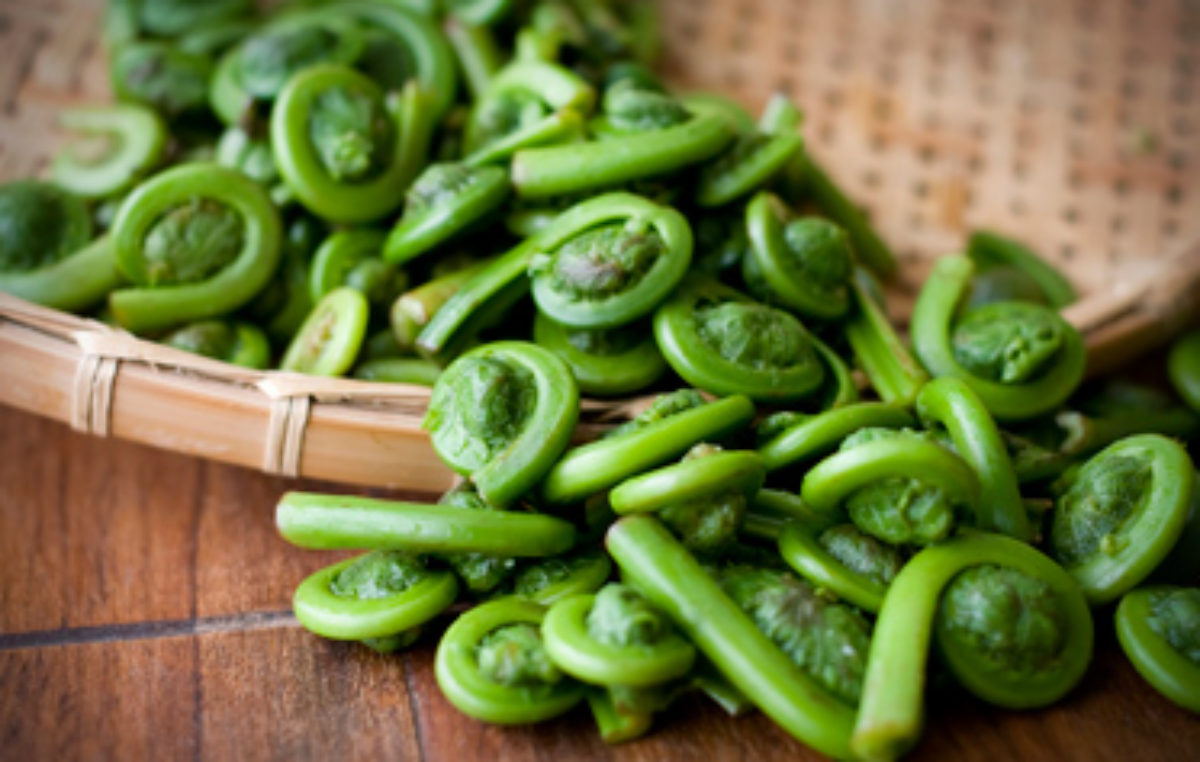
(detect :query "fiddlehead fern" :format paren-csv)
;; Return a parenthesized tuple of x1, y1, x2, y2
(463, 59, 594, 165)
(606, 515, 857, 759)
(416, 192, 689, 357)
(0, 181, 122, 311)
(1115, 586, 1200, 713)
(511, 112, 734, 200)
(695, 115, 803, 208)
(801, 427, 980, 545)
(383, 162, 510, 264)
(716, 564, 873, 706)
(653, 274, 844, 404)
(910, 254, 1086, 421)
(502, 548, 613, 606)
(280, 286, 369, 375)
(52, 105, 168, 199)
(758, 402, 915, 473)
(435, 598, 585, 724)
(1048, 434, 1195, 604)
(292, 550, 458, 646)
(778, 522, 906, 614)
(916, 377, 1031, 540)
(543, 582, 696, 688)
(852, 532, 1093, 760)
(541, 391, 755, 504)
(843, 269, 929, 407)
(209, 11, 368, 123)
(133, 0, 253, 39)
(966, 230, 1077, 309)
(111, 42, 213, 118)
(608, 444, 765, 552)
(276, 490, 576, 557)
(109, 163, 282, 333)
(529, 192, 692, 329)
(742, 192, 854, 320)
(532, 312, 666, 396)
(436, 484, 521, 595)
(309, 228, 407, 313)
(270, 64, 433, 223)
(424, 341, 579, 507)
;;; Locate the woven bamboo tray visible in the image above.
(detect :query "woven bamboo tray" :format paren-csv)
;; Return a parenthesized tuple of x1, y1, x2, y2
(0, 0, 1198, 492)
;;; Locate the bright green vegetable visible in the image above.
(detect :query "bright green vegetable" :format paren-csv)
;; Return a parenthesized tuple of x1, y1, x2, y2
(162, 319, 270, 369)
(309, 228, 406, 312)
(843, 270, 929, 407)
(609, 445, 765, 552)
(271, 65, 433, 223)
(967, 230, 1077, 309)
(1168, 328, 1200, 413)
(210, 12, 368, 123)
(758, 402, 915, 473)
(796, 155, 896, 279)
(852, 532, 1093, 760)
(276, 490, 576, 556)
(695, 128, 802, 208)
(280, 287, 369, 376)
(653, 274, 835, 404)
(0, 181, 122, 311)
(802, 427, 979, 545)
(52, 105, 168, 199)
(743, 192, 853, 320)
(111, 42, 212, 117)
(464, 59, 595, 165)
(1115, 586, 1200, 713)
(390, 257, 489, 350)
(542, 583, 696, 688)
(778, 522, 904, 614)
(606, 515, 857, 759)
(384, 162, 509, 264)
(917, 377, 1031, 540)
(529, 193, 692, 329)
(911, 255, 1086, 421)
(1049, 434, 1195, 604)
(501, 549, 613, 606)
(424, 341, 579, 507)
(292, 550, 457, 641)
(716, 564, 872, 706)
(136, 0, 253, 39)
(542, 392, 755, 504)
(435, 598, 584, 724)
(353, 357, 441, 385)
(532, 313, 666, 396)
(443, 16, 505, 99)
(512, 113, 734, 199)
(436, 485, 522, 594)
(109, 163, 282, 333)
(417, 192, 686, 357)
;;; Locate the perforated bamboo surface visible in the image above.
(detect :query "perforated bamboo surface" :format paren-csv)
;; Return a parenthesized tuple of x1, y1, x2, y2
(0, 0, 1198, 490)
(3, 0, 1198, 298)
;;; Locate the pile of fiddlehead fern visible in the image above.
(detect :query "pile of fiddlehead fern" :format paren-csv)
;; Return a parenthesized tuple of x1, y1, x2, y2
(3, 0, 1198, 756)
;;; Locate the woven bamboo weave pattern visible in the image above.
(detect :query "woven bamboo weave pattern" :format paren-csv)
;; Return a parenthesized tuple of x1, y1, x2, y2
(0, 0, 1196, 490)
(2, 0, 1197, 300)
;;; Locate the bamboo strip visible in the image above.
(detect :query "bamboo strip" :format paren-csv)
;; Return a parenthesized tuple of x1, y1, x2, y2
(2, 234, 1196, 493)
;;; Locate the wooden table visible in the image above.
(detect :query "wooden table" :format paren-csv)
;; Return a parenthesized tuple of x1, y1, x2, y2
(0, 403, 1196, 761)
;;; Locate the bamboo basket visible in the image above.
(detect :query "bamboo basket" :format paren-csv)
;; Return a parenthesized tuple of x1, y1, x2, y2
(0, 0, 1197, 493)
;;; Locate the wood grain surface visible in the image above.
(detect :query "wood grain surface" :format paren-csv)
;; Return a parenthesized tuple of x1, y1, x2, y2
(1, 403, 1198, 762)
